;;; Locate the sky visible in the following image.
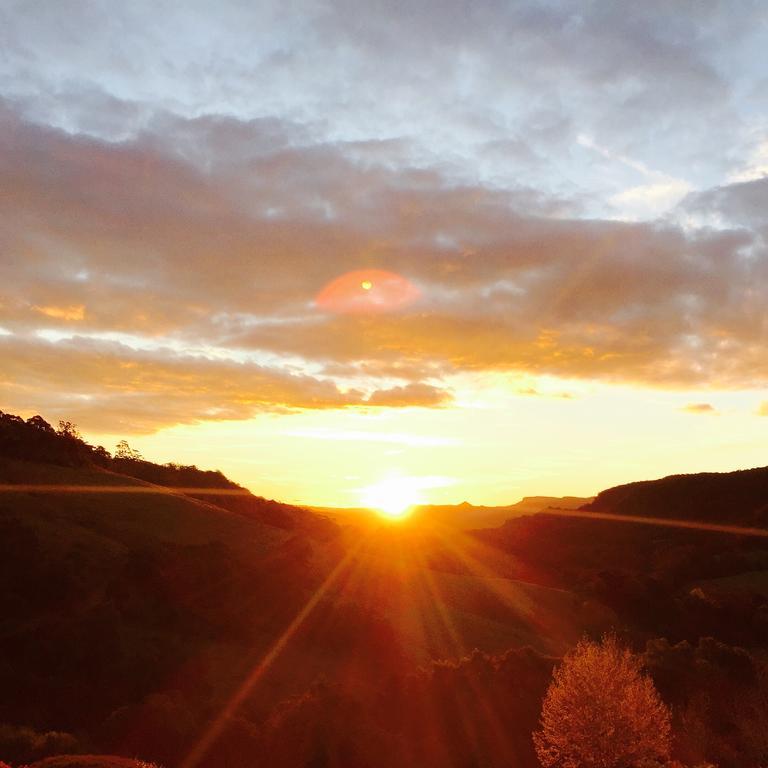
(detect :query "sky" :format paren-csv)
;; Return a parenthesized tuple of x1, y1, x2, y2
(2, 0, 768, 507)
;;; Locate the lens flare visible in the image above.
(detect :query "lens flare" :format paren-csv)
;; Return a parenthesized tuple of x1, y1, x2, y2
(316, 269, 420, 314)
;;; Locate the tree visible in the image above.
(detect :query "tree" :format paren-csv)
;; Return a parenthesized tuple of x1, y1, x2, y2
(57, 419, 81, 440)
(115, 439, 143, 460)
(26, 414, 55, 432)
(533, 634, 672, 768)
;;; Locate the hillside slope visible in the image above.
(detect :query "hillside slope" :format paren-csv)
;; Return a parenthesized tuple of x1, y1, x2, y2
(0, 455, 345, 762)
(0, 412, 351, 766)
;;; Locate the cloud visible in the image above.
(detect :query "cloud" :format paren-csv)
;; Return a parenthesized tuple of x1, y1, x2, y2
(681, 176, 768, 228)
(728, 139, 768, 183)
(1, 75, 768, 433)
(0, 335, 370, 432)
(366, 382, 452, 408)
(34, 305, 86, 321)
(2, 0, 763, 197)
(756, 402, 768, 417)
(681, 403, 717, 414)
(515, 386, 574, 399)
(0, 326, 469, 432)
(610, 179, 692, 220)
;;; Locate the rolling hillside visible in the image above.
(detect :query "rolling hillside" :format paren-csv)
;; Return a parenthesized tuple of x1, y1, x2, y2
(0, 413, 577, 768)
(3, 412, 768, 768)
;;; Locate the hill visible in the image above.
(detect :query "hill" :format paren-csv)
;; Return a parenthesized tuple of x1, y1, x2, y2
(583, 465, 768, 526)
(0, 412, 578, 768)
(0, 412, 349, 766)
(0, 411, 334, 538)
(3, 412, 768, 768)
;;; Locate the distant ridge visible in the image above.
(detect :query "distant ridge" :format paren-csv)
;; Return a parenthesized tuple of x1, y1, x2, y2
(313, 495, 591, 530)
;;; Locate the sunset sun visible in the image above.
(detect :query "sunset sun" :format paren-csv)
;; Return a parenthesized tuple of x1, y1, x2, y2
(359, 476, 420, 519)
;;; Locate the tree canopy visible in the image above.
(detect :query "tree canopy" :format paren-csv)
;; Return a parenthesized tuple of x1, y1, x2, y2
(534, 634, 671, 768)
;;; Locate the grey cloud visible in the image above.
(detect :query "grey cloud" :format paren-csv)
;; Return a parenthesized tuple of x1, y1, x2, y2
(681, 176, 768, 228)
(1, 1, 765, 196)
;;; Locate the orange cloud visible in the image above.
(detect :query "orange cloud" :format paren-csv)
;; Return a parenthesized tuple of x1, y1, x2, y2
(33, 304, 86, 321)
(365, 382, 451, 407)
(0, 336, 447, 433)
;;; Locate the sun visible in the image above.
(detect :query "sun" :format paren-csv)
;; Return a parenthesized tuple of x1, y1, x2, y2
(359, 475, 420, 520)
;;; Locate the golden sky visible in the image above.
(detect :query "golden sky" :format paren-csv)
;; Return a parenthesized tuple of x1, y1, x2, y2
(2, 2, 768, 507)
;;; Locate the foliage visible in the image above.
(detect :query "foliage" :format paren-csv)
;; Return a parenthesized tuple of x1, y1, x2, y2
(0, 723, 79, 764)
(113, 440, 141, 461)
(57, 422, 82, 441)
(0, 413, 98, 467)
(645, 637, 768, 768)
(533, 635, 671, 768)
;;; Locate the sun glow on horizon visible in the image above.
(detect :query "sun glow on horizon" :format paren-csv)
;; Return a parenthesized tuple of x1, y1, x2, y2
(357, 473, 457, 520)
(359, 475, 422, 519)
